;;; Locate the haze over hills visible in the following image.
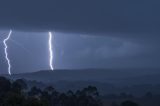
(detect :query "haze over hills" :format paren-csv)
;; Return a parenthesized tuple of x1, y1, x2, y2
(1, 68, 160, 96)
(3, 68, 160, 85)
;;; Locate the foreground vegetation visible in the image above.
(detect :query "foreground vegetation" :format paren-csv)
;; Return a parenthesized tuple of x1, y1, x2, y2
(0, 76, 103, 106)
(0, 76, 141, 106)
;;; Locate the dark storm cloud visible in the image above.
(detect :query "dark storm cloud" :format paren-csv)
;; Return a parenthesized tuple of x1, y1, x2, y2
(1, 1, 160, 74)
(0, 0, 160, 35)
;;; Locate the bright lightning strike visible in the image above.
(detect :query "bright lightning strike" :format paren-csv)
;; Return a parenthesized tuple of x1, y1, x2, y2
(3, 30, 12, 75)
(49, 32, 54, 70)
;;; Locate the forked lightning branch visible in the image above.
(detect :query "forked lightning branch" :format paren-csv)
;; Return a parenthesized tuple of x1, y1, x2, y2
(3, 30, 12, 75)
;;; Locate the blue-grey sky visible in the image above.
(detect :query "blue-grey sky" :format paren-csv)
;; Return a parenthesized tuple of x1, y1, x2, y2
(0, 30, 160, 74)
(0, 0, 160, 73)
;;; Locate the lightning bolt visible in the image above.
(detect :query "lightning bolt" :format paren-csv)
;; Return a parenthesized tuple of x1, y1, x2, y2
(3, 30, 12, 75)
(49, 32, 54, 70)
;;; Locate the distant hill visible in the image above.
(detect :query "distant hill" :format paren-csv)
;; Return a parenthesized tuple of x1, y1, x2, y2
(2, 68, 160, 85)
(2, 68, 160, 96)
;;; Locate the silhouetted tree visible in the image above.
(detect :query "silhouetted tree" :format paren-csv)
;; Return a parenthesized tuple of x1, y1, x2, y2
(0, 77, 103, 106)
(0, 77, 11, 93)
(28, 86, 42, 97)
(59, 93, 68, 106)
(12, 79, 27, 93)
(83, 86, 99, 97)
(120, 93, 128, 99)
(121, 100, 139, 106)
(0, 77, 11, 105)
(66, 90, 77, 106)
(25, 97, 47, 106)
(145, 92, 153, 99)
(111, 102, 119, 106)
(41, 86, 55, 106)
(50, 89, 59, 106)
(4, 92, 25, 106)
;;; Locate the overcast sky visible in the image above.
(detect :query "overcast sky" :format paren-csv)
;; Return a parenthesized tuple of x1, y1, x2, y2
(0, 0, 160, 74)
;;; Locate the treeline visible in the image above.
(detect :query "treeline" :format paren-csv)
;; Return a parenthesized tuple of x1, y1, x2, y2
(103, 91, 160, 106)
(0, 77, 102, 106)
